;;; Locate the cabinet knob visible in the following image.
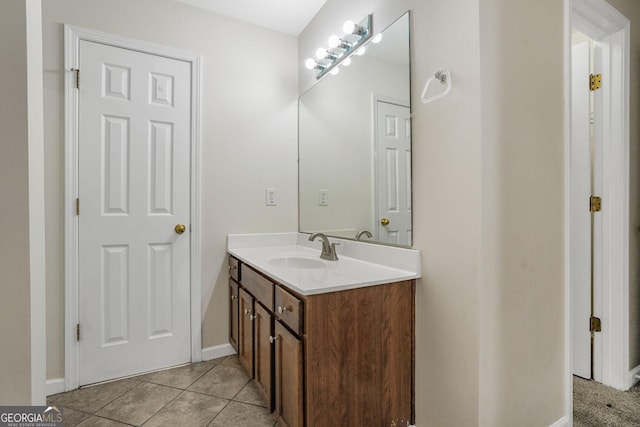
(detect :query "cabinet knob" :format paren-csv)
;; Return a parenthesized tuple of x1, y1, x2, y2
(250, 314, 257, 321)
(231, 295, 236, 301)
(244, 309, 249, 315)
(269, 336, 278, 344)
(277, 306, 288, 315)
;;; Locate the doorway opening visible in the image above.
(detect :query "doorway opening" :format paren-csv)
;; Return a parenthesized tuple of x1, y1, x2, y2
(566, 0, 632, 422)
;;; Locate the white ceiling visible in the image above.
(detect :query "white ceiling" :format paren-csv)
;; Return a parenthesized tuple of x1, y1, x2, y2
(174, 0, 327, 36)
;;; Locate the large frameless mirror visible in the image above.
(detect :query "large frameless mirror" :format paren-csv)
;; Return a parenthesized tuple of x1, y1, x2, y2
(299, 12, 412, 246)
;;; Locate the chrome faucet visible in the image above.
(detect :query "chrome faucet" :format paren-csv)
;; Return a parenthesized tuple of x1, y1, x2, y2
(355, 230, 372, 240)
(308, 232, 339, 261)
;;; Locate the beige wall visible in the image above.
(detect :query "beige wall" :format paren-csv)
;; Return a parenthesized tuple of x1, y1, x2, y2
(42, 0, 298, 380)
(0, 0, 46, 405)
(606, 0, 640, 370)
(478, 0, 564, 424)
(299, 0, 565, 425)
(0, 0, 32, 405)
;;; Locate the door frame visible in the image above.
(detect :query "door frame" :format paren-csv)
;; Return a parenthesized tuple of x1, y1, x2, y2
(63, 25, 202, 391)
(564, 0, 631, 421)
(371, 94, 411, 243)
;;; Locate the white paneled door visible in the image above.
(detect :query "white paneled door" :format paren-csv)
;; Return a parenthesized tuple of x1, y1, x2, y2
(376, 101, 412, 246)
(571, 40, 592, 380)
(78, 40, 192, 385)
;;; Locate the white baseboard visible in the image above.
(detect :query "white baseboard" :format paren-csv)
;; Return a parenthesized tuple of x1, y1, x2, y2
(46, 378, 65, 396)
(549, 416, 570, 427)
(201, 343, 236, 361)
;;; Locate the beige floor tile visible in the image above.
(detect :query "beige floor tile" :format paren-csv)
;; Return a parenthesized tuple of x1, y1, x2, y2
(220, 355, 243, 370)
(96, 382, 181, 426)
(143, 391, 229, 427)
(76, 415, 131, 426)
(57, 407, 92, 427)
(136, 360, 218, 389)
(187, 364, 249, 400)
(208, 401, 275, 427)
(53, 379, 140, 413)
(234, 381, 268, 408)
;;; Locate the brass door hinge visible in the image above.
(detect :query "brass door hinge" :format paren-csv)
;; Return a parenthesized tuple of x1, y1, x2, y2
(76, 323, 80, 341)
(590, 316, 602, 333)
(75, 198, 80, 215)
(590, 196, 602, 212)
(71, 68, 80, 89)
(590, 73, 602, 91)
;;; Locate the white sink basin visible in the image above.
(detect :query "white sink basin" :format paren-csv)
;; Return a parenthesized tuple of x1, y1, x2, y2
(268, 256, 327, 269)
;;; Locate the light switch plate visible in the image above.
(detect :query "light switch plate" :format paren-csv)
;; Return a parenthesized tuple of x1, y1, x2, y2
(318, 189, 328, 206)
(266, 188, 277, 206)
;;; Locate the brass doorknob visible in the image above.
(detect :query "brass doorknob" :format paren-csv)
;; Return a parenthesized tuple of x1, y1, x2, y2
(175, 224, 186, 234)
(380, 218, 390, 226)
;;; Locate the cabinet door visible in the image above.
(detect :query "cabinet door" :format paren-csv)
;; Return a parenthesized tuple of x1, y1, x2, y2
(238, 288, 254, 377)
(254, 303, 274, 409)
(229, 279, 239, 352)
(274, 322, 303, 427)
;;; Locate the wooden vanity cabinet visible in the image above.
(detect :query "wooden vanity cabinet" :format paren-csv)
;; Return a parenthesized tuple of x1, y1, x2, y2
(228, 255, 415, 426)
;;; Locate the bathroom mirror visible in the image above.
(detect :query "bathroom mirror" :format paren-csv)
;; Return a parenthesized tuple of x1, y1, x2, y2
(299, 12, 411, 246)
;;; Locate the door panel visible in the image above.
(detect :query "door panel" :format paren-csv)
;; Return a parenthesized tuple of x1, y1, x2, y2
(570, 40, 592, 379)
(376, 102, 411, 245)
(254, 303, 274, 409)
(229, 280, 239, 353)
(78, 40, 191, 385)
(239, 289, 254, 377)
(274, 322, 303, 427)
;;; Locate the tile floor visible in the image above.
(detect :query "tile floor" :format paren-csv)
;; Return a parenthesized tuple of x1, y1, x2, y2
(47, 355, 278, 427)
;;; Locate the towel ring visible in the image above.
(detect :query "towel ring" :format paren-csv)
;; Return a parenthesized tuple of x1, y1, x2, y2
(421, 69, 452, 104)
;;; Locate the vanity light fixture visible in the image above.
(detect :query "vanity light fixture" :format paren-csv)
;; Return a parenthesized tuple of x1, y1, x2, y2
(342, 20, 367, 36)
(305, 14, 372, 79)
(305, 58, 327, 71)
(327, 35, 353, 50)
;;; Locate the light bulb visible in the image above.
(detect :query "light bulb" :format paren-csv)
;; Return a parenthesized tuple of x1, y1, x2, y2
(330, 67, 340, 75)
(305, 58, 317, 70)
(315, 48, 328, 59)
(355, 46, 366, 56)
(328, 35, 341, 48)
(342, 57, 352, 66)
(343, 20, 356, 34)
(372, 33, 383, 43)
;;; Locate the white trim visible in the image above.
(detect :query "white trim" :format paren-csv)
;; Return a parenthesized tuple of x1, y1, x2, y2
(629, 364, 640, 389)
(46, 378, 65, 397)
(63, 25, 203, 390)
(549, 416, 570, 427)
(201, 344, 237, 361)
